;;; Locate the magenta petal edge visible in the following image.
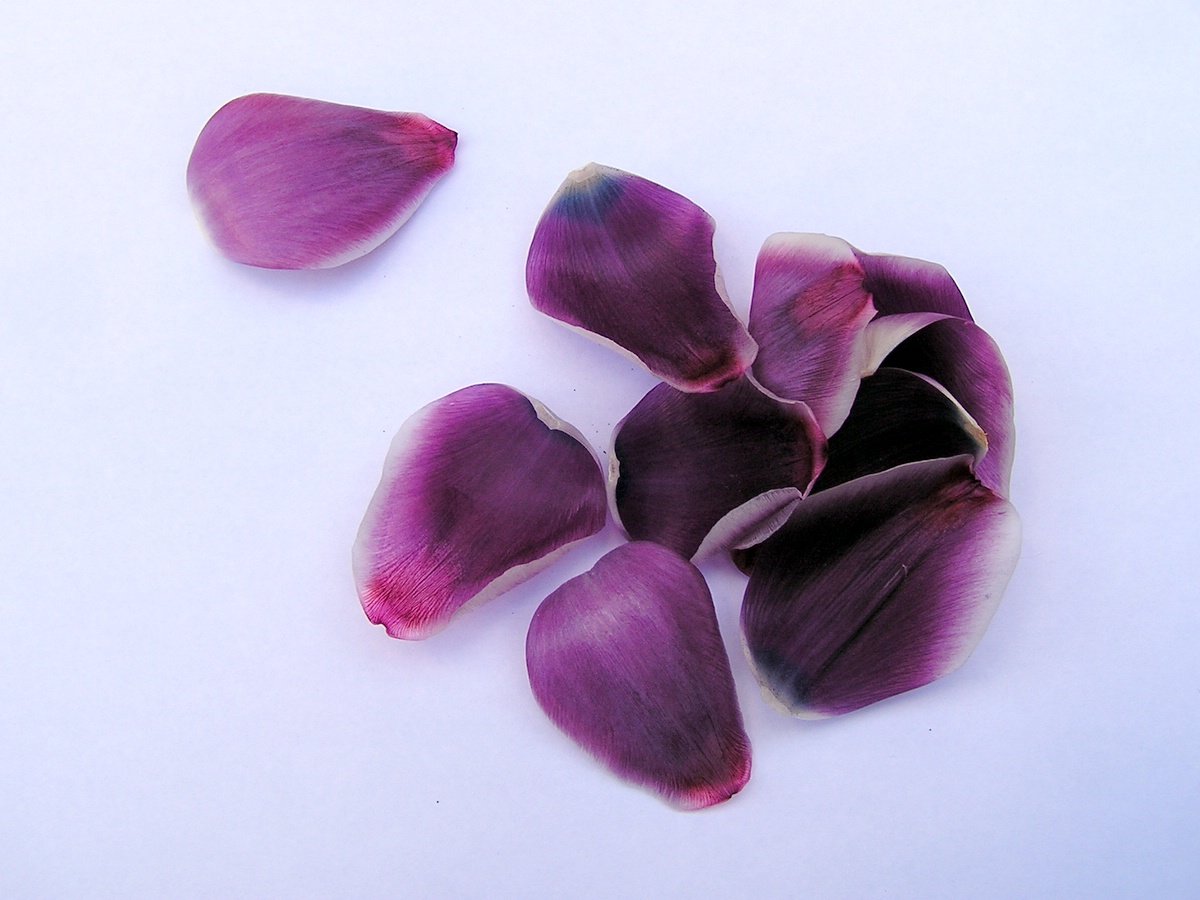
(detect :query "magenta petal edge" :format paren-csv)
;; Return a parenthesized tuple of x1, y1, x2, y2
(353, 384, 607, 640)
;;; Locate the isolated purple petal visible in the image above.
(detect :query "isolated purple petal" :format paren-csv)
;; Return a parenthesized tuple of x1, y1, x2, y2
(881, 318, 1015, 496)
(748, 233, 877, 434)
(526, 164, 757, 392)
(527, 542, 751, 810)
(353, 384, 606, 640)
(742, 456, 1020, 717)
(812, 367, 986, 493)
(852, 248, 973, 320)
(611, 377, 825, 559)
(187, 93, 456, 269)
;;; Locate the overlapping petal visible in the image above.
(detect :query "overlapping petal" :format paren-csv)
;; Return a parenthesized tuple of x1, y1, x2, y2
(526, 542, 751, 810)
(610, 377, 826, 559)
(880, 318, 1015, 496)
(188, 93, 457, 269)
(741, 456, 1020, 718)
(526, 164, 757, 392)
(812, 367, 987, 493)
(353, 384, 606, 639)
(748, 233, 877, 434)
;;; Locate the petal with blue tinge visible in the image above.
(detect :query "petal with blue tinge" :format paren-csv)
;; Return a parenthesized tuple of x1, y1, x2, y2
(742, 456, 1020, 717)
(527, 542, 751, 810)
(188, 93, 456, 269)
(353, 384, 606, 640)
(526, 164, 757, 392)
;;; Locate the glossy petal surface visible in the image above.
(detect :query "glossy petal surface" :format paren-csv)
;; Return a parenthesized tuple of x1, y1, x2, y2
(353, 384, 606, 639)
(527, 543, 751, 810)
(853, 248, 973, 320)
(813, 367, 986, 493)
(742, 456, 1020, 717)
(748, 233, 877, 433)
(188, 93, 456, 269)
(882, 318, 1015, 495)
(612, 377, 825, 558)
(526, 164, 757, 392)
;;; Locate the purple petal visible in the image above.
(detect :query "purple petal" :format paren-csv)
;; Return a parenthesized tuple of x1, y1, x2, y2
(813, 367, 986, 493)
(526, 542, 751, 810)
(742, 456, 1020, 717)
(353, 384, 606, 639)
(526, 164, 757, 392)
(748, 233, 877, 434)
(611, 377, 826, 559)
(852, 247, 973, 320)
(187, 93, 456, 269)
(881, 318, 1015, 496)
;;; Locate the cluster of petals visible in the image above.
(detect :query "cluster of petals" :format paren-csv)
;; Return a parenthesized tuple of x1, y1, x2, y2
(183, 103, 1018, 811)
(352, 163, 1020, 810)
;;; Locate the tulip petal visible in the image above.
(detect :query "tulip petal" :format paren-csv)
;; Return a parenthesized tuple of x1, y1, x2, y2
(187, 93, 457, 269)
(526, 164, 758, 392)
(881, 318, 1015, 496)
(813, 367, 987, 493)
(526, 542, 751, 810)
(861, 311, 953, 375)
(611, 377, 825, 559)
(353, 384, 606, 639)
(747, 233, 877, 434)
(742, 456, 1020, 717)
(852, 248, 973, 320)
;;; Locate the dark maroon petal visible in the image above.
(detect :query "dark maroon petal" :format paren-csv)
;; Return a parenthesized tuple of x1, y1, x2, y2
(742, 456, 1020, 717)
(881, 318, 1015, 496)
(526, 542, 751, 810)
(852, 247, 973, 320)
(352, 384, 606, 639)
(748, 233, 877, 433)
(187, 93, 456, 269)
(611, 377, 826, 559)
(526, 164, 757, 392)
(813, 367, 986, 493)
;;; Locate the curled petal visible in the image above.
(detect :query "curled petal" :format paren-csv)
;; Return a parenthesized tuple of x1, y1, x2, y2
(526, 542, 751, 810)
(882, 318, 1015, 496)
(742, 456, 1020, 717)
(187, 93, 456, 269)
(852, 248, 973, 320)
(813, 367, 987, 493)
(611, 377, 826, 559)
(526, 164, 757, 392)
(748, 233, 877, 434)
(353, 384, 606, 639)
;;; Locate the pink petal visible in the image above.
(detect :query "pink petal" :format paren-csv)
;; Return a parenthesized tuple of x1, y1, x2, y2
(526, 164, 757, 392)
(527, 542, 751, 810)
(748, 233, 877, 434)
(187, 93, 456, 269)
(353, 384, 606, 639)
(741, 456, 1020, 717)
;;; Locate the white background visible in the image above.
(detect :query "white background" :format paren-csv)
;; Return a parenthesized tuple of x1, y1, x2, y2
(3, 1, 1198, 896)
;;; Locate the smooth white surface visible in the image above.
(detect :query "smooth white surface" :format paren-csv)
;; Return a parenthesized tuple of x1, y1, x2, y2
(3, 1, 1198, 896)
